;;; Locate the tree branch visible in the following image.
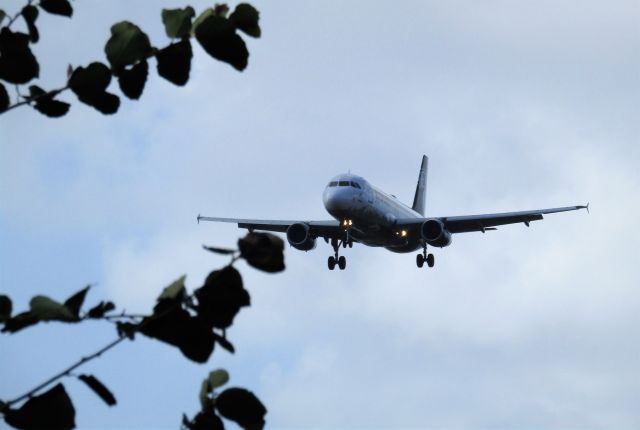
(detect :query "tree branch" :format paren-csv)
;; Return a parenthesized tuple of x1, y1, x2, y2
(2, 86, 69, 114)
(4, 0, 34, 29)
(0, 292, 189, 413)
(0, 335, 126, 412)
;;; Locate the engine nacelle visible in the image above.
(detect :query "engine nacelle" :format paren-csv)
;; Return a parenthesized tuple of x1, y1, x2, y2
(421, 219, 452, 247)
(286, 223, 317, 251)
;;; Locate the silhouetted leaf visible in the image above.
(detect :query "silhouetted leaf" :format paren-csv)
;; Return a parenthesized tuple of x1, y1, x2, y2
(39, 0, 73, 17)
(105, 21, 152, 70)
(117, 59, 148, 99)
(162, 7, 195, 39)
(229, 4, 261, 38)
(156, 40, 192, 86)
(78, 374, 117, 406)
(238, 233, 285, 273)
(195, 15, 248, 71)
(158, 275, 186, 301)
(216, 388, 266, 430)
(69, 62, 111, 93)
(1, 294, 78, 332)
(0, 10, 6, 25)
(28, 85, 70, 117)
(68, 62, 120, 114)
(22, 5, 39, 43)
(208, 369, 230, 390)
(213, 332, 235, 353)
(33, 96, 70, 117)
(87, 301, 115, 318)
(0, 82, 9, 112)
(139, 305, 215, 363)
(1, 311, 38, 333)
(0, 295, 11, 323)
(188, 411, 225, 430)
(89, 92, 119, 114)
(0, 28, 39, 84)
(4, 383, 75, 430)
(63, 285, 90, 318)
(195, 266, 249, 330)
(30, 295, 76, 322)
(202, 244, 236, 255)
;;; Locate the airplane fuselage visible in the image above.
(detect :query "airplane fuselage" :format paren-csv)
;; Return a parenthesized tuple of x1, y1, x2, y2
(322, 174, 423, 253)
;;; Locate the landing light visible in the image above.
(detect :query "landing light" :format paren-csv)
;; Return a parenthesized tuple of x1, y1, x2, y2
(342, 219, 353, 227)
(401, 230, 407, 237)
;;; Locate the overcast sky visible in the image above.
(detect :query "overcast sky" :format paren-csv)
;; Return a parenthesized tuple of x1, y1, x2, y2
(1, 1, 639, 429)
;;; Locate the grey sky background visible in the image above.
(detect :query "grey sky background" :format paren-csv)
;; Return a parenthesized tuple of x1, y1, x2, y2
(1, 0, 639, 428)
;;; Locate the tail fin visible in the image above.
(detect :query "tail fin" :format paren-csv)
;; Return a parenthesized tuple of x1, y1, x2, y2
(412, 155, 428, 215)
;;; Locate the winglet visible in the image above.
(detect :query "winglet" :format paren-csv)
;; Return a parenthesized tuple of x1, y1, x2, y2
(197, 214, 201, 224)
(578, 203, 589, 214)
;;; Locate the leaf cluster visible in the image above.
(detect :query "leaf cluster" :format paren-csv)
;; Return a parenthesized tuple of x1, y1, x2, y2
(1, 286, 113, 333)
(0, 2, 261, 116)
(182, 369, 267, 430)
(137, 232, 283, 362)
(1, 233, 283, 429)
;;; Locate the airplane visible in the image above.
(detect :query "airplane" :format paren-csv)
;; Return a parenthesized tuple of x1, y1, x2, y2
(198, 155, 588, 270)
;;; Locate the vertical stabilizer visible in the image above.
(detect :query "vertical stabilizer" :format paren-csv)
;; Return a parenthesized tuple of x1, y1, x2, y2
(412, 155, 428, 215)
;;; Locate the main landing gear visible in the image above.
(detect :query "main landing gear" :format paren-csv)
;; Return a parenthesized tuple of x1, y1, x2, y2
(416, 245, 435, 268)
(328, 237, 351, 270)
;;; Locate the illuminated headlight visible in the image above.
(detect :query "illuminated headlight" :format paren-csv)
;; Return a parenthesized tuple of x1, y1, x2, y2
(401, 230, 407, 237)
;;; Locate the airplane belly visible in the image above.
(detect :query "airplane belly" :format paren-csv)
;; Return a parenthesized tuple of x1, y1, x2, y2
(385, 242, 422, 253)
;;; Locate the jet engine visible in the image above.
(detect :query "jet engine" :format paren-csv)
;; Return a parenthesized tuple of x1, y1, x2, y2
(286, 223, 317, 251)
(421, 219, 452, 247)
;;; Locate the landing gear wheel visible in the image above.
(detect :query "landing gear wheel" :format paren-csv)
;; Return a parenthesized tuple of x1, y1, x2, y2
(416, 253, 424, 268)
(328, 256, 336, 270)
(426, 253, 435, 268)
(338, 256, 346, 270)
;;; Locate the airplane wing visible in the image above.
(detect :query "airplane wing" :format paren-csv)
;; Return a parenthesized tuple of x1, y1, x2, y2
(397, 204, 588, 233)
(197, 215, 342, 237)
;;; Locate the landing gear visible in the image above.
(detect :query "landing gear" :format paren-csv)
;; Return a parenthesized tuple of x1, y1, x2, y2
(426, 253, 434, 268)
(416, 245, 435, 268)
(328, 238, 348, 270)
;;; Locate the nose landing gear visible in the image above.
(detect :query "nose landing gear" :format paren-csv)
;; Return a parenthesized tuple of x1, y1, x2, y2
(416, 245, 434, 268)
(328, 255, 346, 270)
(328, 235, 350, 271)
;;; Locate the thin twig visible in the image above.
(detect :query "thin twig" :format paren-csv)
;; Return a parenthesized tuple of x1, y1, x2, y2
(1, 335, 126, 411)
(2, 86, 69, 114)
(5, 0, 34, 28)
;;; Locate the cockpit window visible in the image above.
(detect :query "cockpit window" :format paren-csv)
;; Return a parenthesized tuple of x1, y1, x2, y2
(330, 180, 361, 188)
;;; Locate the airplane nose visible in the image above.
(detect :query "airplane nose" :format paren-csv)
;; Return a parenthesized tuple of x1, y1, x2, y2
(323, 188, 351, 215)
